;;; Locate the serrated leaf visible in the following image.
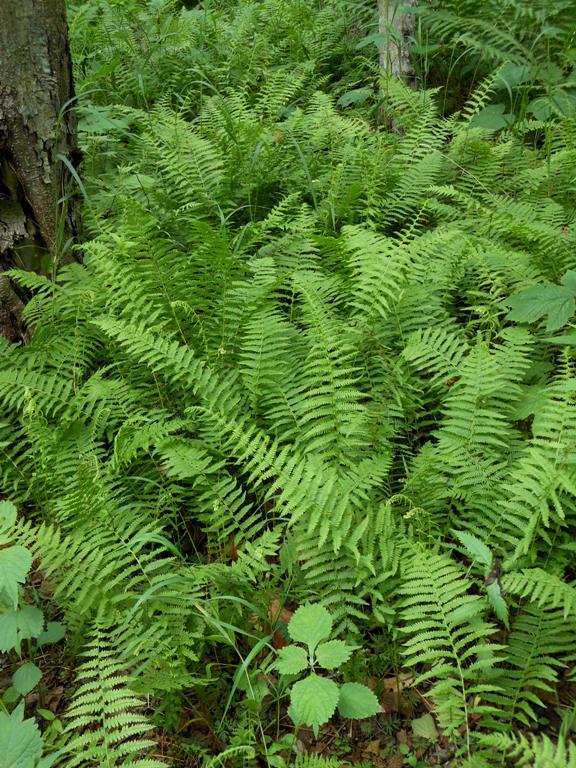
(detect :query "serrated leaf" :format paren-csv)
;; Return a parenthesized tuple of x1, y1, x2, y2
(452, 530, 491, 567)
(315, 640, 356, 670)
(16, 606, 44, 642)
(288, 604, 332, 653)
(0, 702, 43, 768)
(507, 284, 576, 331)
(0, 606, 44, 653)
(0, 546, 31, 609)
(286, 703, 301, 726)
(486, 581, 509, 629)
(13, 663, 42, 696)
(274, 645, 309, 675)
(290, 674, 339, 730)
(471, 103, 515, 130)
(337, 682, 380, 719)
(496, 63, 532, 89)
(411, 713, 439, 742)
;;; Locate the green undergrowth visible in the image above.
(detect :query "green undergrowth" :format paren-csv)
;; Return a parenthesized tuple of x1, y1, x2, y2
(1, 0, 575, 766)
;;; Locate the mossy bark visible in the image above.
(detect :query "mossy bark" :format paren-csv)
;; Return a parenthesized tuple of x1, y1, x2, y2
(0, 0, 80, 342)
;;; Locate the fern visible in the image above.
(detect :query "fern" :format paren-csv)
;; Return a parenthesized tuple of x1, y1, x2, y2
(484, 605, 575, 728)
(398, 547, 502, 747)
(503, 568, 576, 619)
(474, 732, 576, 767)
(63, 631, 166, 768)
(2, 0, 576, 763)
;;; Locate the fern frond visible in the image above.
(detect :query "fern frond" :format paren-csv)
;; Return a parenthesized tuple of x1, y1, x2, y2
(403, 327, 469, 389)
(343, 225, 409, 324)
(485, 606, 573, 728)
(63, 631, 166, 767)
(475, 732, 576, 768)
(504, 568, 576, 619)
(399, 547, 501, 740)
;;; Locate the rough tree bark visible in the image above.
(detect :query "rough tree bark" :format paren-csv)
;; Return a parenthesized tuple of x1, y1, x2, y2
(0, 0, 79, 342)
(378, 0, 417, 83)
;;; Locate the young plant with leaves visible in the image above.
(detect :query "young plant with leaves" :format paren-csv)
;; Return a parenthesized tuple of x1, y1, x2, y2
(272, 604, 380, 736)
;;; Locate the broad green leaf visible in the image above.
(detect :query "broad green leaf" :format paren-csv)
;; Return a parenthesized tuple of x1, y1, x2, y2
(411, 713, 439, 742)
(337, 682, 380, 720)
(315, 640, 356, 670)
(528, 96, 554, 120)
(0, 606, 44, 653)
(452, 530, 491, 567)
(337, 89, 372, 108)
(287, 703, 301, 726)
(496, 63, 532, 89)
(355, 32, 387, 50)
(0, 501, 17, 530)
(36, 710, 56, 722)
(544, 333, 576, 345)
(290, 674, 339, 731)
(561, 270, 576, 291)
(2, 687, 19, 705)
(486, 581, 509, 629)
(0, 546, 32, 609)
(0, 609, 19, 652)
(0, 702, 43, 768)
(507, 284, 576, 331)
(37, 622, 65, 647)
(288, 604, 332, 653)
(16, 606, 44, 642)
(36, 753, 65, 768)
(13, 663, 42, 696)
(274, 645, 309, 675)
(533, 62, 563, 85)
(470, 103, 514, 130)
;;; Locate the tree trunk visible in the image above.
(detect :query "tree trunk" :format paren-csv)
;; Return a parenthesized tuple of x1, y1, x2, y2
(378, 0, 417, 84)
(0, 0, 80, 342)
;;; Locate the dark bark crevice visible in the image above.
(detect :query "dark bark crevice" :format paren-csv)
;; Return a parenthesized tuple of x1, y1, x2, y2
(0, 0, 80, 342)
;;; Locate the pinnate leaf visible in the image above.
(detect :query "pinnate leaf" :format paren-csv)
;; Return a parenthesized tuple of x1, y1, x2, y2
(274, 645, 309, 675)
(288, 604, 332, 652)
(337, 682, 380, 719)
(315, 640, 356, 670)
(290, 674, 339, 730)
